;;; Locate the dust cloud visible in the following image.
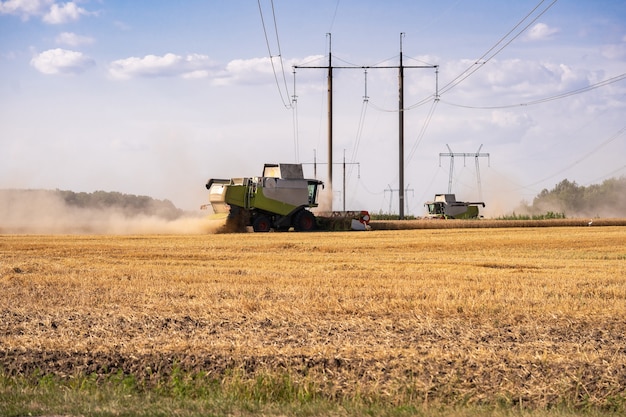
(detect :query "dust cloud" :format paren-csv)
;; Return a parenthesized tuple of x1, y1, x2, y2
(532, 199, 626, 219)
(0, 190, 226, 235)
(317, 187, 333, 212)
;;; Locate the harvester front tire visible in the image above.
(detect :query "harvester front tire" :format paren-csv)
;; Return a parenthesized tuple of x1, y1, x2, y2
(252, 215, 272, 232)
(294, 210, 316, 232)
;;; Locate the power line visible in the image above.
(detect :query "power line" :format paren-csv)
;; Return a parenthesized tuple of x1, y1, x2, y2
(398, 0, 559, 165)
(257, 0, 293, 109)
(440, 72, 626, 109)
(292, 92, 300, 161)
(269, 0, 293, 108)
(584, 165, 626, 186)
(328, 0, 341, 33)
(406, 98, 439, 166)
(517, 125, 626, 190)
(438, 0, 558, 97)
(399, 0, 557, 111)
(346, 89, 369, 185)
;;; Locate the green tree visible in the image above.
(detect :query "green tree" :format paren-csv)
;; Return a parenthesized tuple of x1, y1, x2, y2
(530, 176, 626, 217)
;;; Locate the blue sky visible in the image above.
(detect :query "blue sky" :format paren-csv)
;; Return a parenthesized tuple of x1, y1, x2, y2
(1, 0, 625, 215)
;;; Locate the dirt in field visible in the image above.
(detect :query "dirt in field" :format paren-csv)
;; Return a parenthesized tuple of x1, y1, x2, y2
(2, 312, 625, 408)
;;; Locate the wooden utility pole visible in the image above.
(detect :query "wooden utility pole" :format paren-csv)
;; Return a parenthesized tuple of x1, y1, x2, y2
(327, 35, 333, 204)
(294, 33, 437, 216)
(398, 33, 406, 219)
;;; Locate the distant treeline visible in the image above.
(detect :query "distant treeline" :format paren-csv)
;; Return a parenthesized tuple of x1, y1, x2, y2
(1, 189, 184, 220)
(58, 190, 183, 219)
(520, 176, 626, 218)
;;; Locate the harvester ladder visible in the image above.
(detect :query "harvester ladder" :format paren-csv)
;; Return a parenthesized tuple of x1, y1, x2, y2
(245, 178, 254, 209)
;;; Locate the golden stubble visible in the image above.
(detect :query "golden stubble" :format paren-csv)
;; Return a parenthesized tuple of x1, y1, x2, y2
(1, 227, 625, 406)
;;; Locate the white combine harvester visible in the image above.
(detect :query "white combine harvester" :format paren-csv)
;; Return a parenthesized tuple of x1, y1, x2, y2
(424, 194, 485, 219)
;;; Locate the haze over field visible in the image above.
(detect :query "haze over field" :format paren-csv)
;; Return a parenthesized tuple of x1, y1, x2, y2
(1, 1, 625, 216)
(0, 189, 224, 234)
(2, 176, 625, 235)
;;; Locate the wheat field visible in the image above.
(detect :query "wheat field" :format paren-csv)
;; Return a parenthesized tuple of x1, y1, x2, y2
(1, 226, 625, 411)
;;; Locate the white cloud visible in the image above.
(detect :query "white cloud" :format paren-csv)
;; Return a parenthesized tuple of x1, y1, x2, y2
(43, 1, 88, 24)
(182, 70, 210, 79)
(524, 23, 559, 41)
(0, 0, 91, 23)
(445, 58, 590, 102)
(55, 31, 94, 46)
(212, 57, 273, 86)
(108, 53, 216, 80)
(213, 55, 324, 86)
(0, 0, 52, 20)
(30, 48, 95, 74)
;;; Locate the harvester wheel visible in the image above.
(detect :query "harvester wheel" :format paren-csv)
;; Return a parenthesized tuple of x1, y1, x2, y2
(294, 210, 316, 232)
(252, 215, 272, 232)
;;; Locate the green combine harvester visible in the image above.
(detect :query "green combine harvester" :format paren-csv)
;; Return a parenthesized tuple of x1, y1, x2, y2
(203, 163, 370, 232)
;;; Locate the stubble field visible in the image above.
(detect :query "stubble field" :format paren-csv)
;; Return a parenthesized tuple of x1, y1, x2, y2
(1, 225, 625, 415)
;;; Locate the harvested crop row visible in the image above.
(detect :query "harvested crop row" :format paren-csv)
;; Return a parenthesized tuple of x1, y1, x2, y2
(1, 227, 625, 409)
